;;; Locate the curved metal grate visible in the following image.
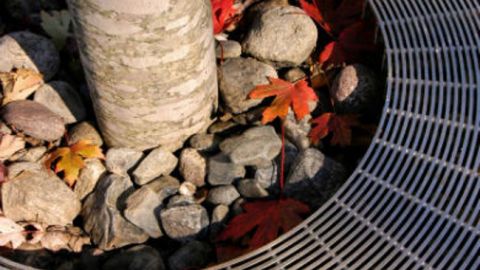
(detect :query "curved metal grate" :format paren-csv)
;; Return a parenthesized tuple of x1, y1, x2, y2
(210, 0, 480, 269)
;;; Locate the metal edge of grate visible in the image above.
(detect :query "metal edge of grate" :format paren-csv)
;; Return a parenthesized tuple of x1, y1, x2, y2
(208, 0, 480, 269)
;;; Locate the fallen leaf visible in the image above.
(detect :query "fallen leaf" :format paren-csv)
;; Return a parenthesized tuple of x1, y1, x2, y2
(45, 140, 104, 186)
(211, 0, 236, 34)
(309, 113, 359, 146)
(40, 10, 71, 49)
(0, 69, 44, 105)
(0, 217, 26, 248)
(216, 198, 310, 258)
(249, 77, 318, 124)
(0, 134, 26, 161)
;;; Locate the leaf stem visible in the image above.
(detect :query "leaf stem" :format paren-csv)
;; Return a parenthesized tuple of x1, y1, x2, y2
(280, 121, 286, 192)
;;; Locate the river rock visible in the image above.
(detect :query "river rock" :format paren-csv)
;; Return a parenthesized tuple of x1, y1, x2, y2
(2, 170, 81, 225)
(34, 81, 86, 124)
(7, 161, 44, 178)
(220, 126, 282, 166)
(133, 147, 178, 185)
(189, 133, 218, 152)
(160, 204, 209, 242)
(178, 181, 196, 197)
(215, 40, 242, 59)
(13, 146, 47, 162)
(179, 148, 206, 187)
(218, 57, 277, 114)
(1, 100, 65, 141)
(237, 179, 269, 198)
(285, 148, 348, 207)
(105, 147, 143, 176)
(207, 153, 245, 186)
(168, 241, 212, 270)
(167, 195, 196, 208)
(82, 174, 148, 250)
(210, 204, 229, 239)
(242, 6, 317, 67)
(284, 110, 312, 150)
(284, 67, 307, 82)
(254, 161, 278, 189)
(103, 245, 165, 270)
(74, 159, 106, 200)
(206, 185, 240, 206)
(0, 31, 60, 80)
(69, 122, 103, 146)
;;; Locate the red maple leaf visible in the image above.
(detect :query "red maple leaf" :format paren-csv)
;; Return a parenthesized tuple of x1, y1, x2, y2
(216, 198, 310, 260)
(309, 113, 359, 146)
(211, 0, 236, 34)
(249, 77, 318, 124)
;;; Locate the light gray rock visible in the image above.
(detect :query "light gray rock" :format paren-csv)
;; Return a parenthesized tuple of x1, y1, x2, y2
(285, 148, 348, 207)
(74, 159, 106, 200)
(160, 204, 209, 242)
(14, 146, 47, 162)
(179, 148, 206, 187)
(207, 153, 245, 186)
(254, 161, 278, 189)
(207, 185, 240, 206)
(330, 64, 379, 114)
(188, 133, 218, 152)
(124, 176, 180, 238)
(105, 148, 143, 176)
(167, 195, 196, 208)
(168, 241, 212, 270)
(0, 121, 12, 134)
(284, 110, 312, 150)
(242, 6, 317, 67)
(209, 204, 229, 239)
(218, 57, 277, 114)
(0, 31, 60, 80)
(103, 245, 165, 270)
(7, 161, 44, 179)
(82, 174, 148, 250)
(34, 81, 86, 124)
(215, 40, 242, 59)
(220, 126, 282, 166)
(69, 122, 103, 146)
(237, 179, 269, 198)
(284, 67, 307, 82)
(178, 181, 196, 197)
(2, 170, 81, 225)
(133, 147, 178, 185)
(1, 100, 65, 141)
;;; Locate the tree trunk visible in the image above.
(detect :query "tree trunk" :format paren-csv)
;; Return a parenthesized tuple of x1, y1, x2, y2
(67, 0, 218, 151)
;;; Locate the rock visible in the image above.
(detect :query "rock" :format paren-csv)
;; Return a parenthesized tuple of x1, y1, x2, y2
(160, 204, 209, 242)
(0, 121, 12, 134)
(82, 174, 148, 250)
(34, 81, 86, 124)
(284, 110, 312, 150)
(254, 161, 278, 189)
(69, 122, 103, 146)
(0, 134, 26, 161)
(231, 198, 246, 216)
(2, 170, 81, 225)
(167, 195, 195, 208)
(179, 148, 206, 187)
(1, 100, 65, 141)
(74, 159, 106, 200)
(189, 133, 218, 151)
(237, 179, 269, 198)
(285, 148, 348, 207)
(105, 148, 144, 176)
(284, 67, 307, 82)
(13, 146, 47, 162)
(179, 181, 197, 197)
(242, 6, 317, 67)
(220, 126, 282, 166)
(133, 147, 178, 185)
(218, 57, 277, 114)
(168, 241, 212, 270)
(208, 120, 239, 134)
(209, 204, 229, 239)
(330, 64, 379, 114)
(207, 153, 245, 186)
(7, 161, 44, 178)
(215, 40, 242, 59)
(0, 31, 60, 80)
(103, 245, 165, 270)
(124, 176, 180, 238)
(207, 185, 240, 205)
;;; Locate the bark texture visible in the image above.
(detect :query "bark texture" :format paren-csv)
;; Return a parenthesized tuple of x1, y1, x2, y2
(67, 0, 218, 150)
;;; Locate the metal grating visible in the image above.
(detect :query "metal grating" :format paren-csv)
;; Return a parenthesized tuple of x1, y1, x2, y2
(209, 0, 480, 269)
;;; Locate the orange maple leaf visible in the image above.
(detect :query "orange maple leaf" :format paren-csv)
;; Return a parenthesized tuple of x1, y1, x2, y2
(45, 140, 104, 186)
(309, 113, 359, 146)
(249, 77, 318, 124)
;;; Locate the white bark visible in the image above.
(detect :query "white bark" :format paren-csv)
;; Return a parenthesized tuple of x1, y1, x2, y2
(67, 0, 218, 150)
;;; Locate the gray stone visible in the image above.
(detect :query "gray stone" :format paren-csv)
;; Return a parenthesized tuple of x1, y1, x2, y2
(178, 181, 196, 197)
(69, 122, 103, 146)
(7, 161, 44, 179)
(34, 81, 86, 124)
(133, 147, 178, 185)
(242, 6, 317, 67)
(160, 204, 209, 242)
(1, 100, 65, 141)
(220, 126, 282, 166)
(285, 148, 348, 207)
(207, 120, 238, 134)
(330, 64, 379, 114)
(124, 176, 180, 238)
(284, 110, 312, 150)
(167, 195, 195, 208)
(179, 148, 206, 187)
(82, 174, 148, 250)
(15, 146, 47, 162)
(189, 133, 218, 151)
(207, 185, 240, 206)
(0, 121, 12, 134)
(168, 241, 212, 270)
(231, 198, 246, 216)
(0, 31, 60, 80)
(215, 40, 242, 59)
(103, 245, 165, 270)
(237, 179, 269, 198)
(74, 159, 106, 200)
(207, 153, 245, 186)
(284, 67, 307, 82)
(209, 204, 230, 239)
(254, 161, 278, 189)
(105, 148, 143, 176)
(218, 57, 277, 114)
(2, 170, 81, 225)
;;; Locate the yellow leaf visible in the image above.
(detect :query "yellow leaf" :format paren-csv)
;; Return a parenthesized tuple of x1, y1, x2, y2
(0, 69, 44, 105)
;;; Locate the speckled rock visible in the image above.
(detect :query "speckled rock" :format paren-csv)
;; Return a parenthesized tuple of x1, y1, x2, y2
(254, 161, 278, 189)
(133, 147, 178, 185)
(189, 133, 218, 152)
(179, 148, 206, 187)
(206, 185, 240, 206)
(69, 122, 103, 146)
(105, 147, 143, 176)
(207, 153, 245, 186)
(160, 204, 209, 242)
